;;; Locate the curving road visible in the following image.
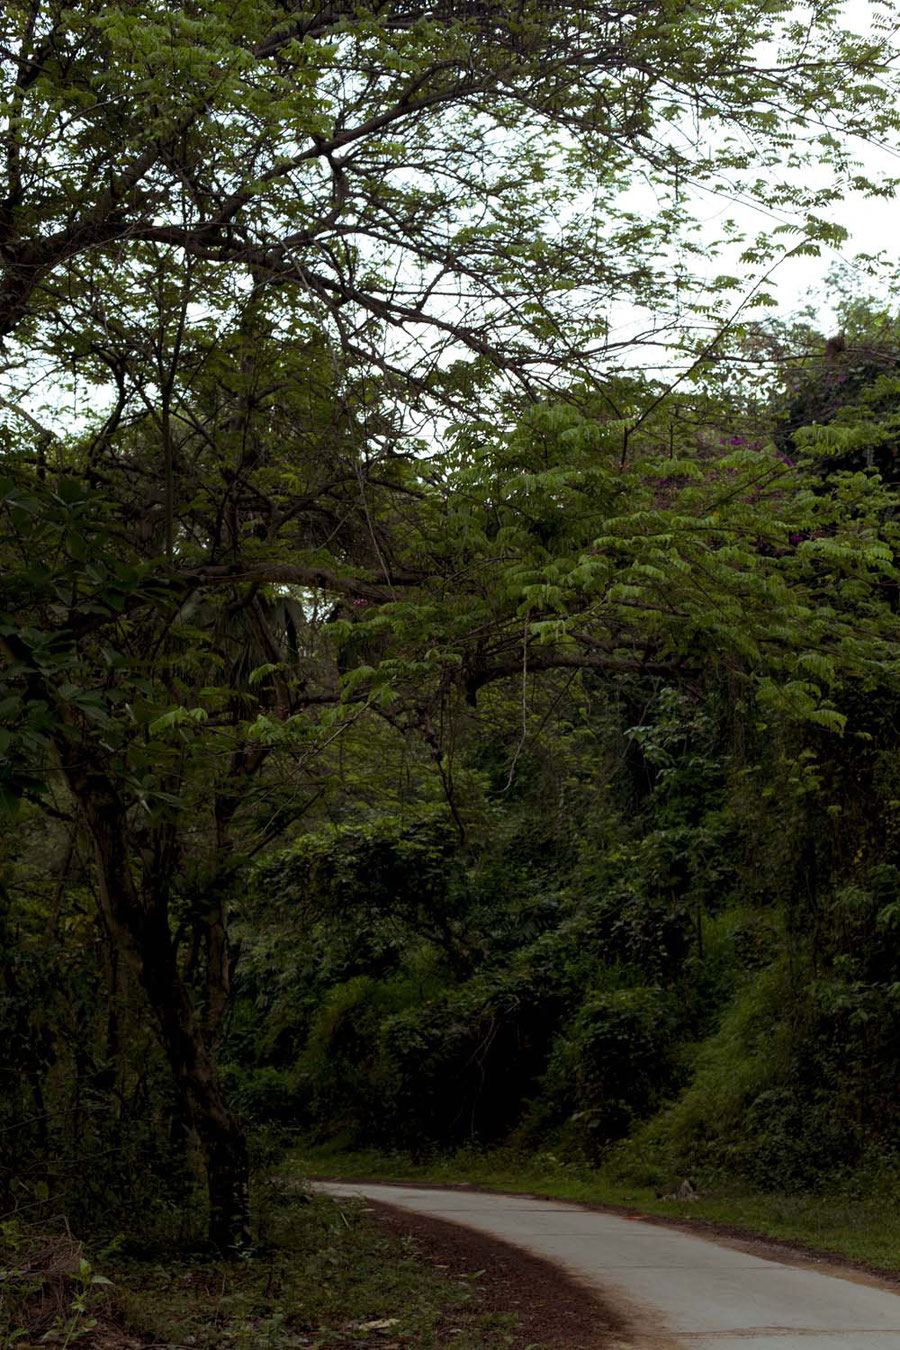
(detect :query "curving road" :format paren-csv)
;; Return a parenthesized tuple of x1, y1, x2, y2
(318, 1180, 900, 1349)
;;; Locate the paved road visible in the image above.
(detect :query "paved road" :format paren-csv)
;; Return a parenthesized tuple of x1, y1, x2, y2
(319, 1181, 900, 1348)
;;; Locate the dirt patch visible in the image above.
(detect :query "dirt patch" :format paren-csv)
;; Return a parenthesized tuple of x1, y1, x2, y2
(368, 1198, 633, 1349)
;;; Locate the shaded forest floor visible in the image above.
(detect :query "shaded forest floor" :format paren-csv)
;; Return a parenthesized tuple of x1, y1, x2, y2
(1, 1187, 618, 1349)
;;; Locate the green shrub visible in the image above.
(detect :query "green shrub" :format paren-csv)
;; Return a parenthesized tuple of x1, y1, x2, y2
(542, 985, 681, 1160)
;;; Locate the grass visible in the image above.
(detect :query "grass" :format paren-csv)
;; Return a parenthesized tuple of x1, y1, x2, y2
(2, 1180, 526, 1350)
(297, 1143, 900, 1274)
(109, 1177, 520, 1349)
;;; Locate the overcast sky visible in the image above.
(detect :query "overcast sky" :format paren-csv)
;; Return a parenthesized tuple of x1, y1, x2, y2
(714, 0, 900, 331)
(597, 0, 900, 377)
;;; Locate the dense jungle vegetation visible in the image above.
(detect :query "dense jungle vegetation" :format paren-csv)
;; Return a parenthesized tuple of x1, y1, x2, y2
(5, 0, 900, 1343)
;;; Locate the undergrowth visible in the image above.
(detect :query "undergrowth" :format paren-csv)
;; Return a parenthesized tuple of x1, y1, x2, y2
(0, 1223, 116, 1350)
(2, 1181, 526, 1350)
(117, 1181, 523, 1348)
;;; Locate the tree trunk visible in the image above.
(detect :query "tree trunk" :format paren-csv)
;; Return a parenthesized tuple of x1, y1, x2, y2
(205, 1110, 250, 1251)
(68, 770, 250, 1250)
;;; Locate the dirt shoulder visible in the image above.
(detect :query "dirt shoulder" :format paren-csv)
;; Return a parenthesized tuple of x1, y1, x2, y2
(369, 1198, 631, 1349)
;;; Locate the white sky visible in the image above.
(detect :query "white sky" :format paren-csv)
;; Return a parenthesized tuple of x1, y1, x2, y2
(592, 0, 900, 384)
(704, 0, 900, 332)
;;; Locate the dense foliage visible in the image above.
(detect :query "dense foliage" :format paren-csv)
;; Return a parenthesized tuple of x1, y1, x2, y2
(4, 0, 900, 1263)
(228, 567, 900, 1193)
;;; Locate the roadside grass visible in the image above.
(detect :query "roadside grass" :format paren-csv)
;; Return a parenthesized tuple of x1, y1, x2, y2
(296, 1145, 900, 1274)
(110, 1180, 519, 1349)
(2, 1184, 523, 1350)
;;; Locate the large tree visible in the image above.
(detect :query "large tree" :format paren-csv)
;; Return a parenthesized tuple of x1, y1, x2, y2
(2, 0, 899, 1246)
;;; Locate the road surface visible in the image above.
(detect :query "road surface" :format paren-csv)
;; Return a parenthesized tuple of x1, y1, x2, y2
(318, 1180, 900, 1348)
